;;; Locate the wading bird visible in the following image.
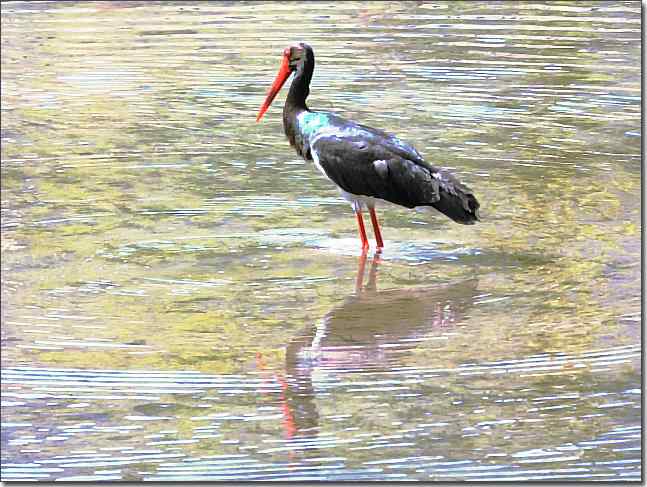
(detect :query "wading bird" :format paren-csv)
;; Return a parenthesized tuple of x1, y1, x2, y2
(257, 43, 480, 249)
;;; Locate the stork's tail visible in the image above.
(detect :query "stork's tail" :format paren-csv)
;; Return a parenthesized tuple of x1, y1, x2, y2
(428, 169, 480, 225)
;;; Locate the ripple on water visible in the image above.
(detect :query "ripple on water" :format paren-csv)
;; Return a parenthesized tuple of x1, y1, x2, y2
(97, 228, 481, 266)
(1, 347, 641, 480)
(1, 0, 640, 482)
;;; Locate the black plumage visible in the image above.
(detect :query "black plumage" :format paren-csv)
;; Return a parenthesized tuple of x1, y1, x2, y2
(306, 116, 480, 224)
(257, 42, 480, 248)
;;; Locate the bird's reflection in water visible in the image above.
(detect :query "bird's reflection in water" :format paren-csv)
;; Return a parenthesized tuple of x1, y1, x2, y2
(272, 251, 480, 444)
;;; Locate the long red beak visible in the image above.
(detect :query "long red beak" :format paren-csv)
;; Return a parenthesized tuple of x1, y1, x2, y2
(256, 54, 292, 122)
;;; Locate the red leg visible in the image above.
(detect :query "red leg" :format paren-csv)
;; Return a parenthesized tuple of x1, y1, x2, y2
(369, 207, 384, 249)
(355, 211, 369, 250)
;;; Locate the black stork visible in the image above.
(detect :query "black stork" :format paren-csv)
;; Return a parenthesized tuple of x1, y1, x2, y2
(257, 43, 480, 250)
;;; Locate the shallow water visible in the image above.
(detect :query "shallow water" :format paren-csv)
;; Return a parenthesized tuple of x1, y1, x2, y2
(1, 1, 641, 481)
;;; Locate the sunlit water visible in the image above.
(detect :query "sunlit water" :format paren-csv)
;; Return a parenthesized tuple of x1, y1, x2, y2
(1, 1, 641, 481)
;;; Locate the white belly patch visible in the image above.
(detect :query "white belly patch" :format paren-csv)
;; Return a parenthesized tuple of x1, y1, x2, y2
(310, 147, 328, 179)
(340, 189, 377, 213)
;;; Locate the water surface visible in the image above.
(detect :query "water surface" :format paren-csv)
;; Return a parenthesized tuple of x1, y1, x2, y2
(1, 1, 641, 481)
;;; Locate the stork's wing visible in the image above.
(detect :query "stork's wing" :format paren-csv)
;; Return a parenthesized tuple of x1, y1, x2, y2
(310, 132, 442, 209)
(325, 113, 427, 165)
